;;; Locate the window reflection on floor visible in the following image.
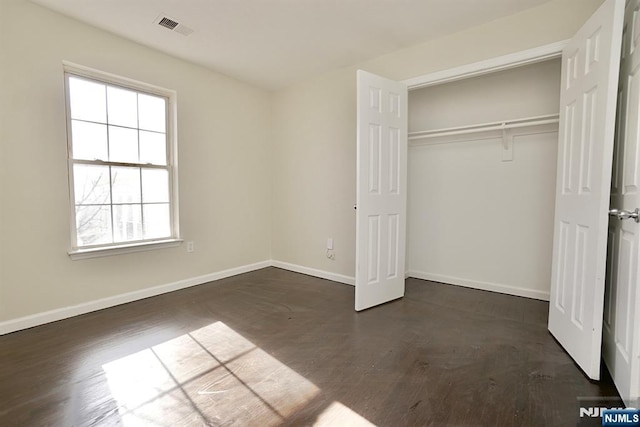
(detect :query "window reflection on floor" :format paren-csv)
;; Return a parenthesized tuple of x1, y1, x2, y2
(102, 321, 374, 426)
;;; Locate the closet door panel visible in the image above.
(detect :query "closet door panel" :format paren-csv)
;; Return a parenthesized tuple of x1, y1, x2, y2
(548, 0, 624, 381)
(355, 70, 408, 311)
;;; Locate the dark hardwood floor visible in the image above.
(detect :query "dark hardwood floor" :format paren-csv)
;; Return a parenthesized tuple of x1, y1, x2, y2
(0, 267, 621, 426)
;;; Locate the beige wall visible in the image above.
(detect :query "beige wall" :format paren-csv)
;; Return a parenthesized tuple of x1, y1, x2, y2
(0, 0, 272, 322)
(408, 59, 562, 131)
(271, 0, 604, 278)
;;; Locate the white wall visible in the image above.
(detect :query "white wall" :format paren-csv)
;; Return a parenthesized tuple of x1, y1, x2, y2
(272, 0, 603, 281)
(0, 0, 272, 323)
(407, 60, 561, 300)
(272, 71, 358, 278)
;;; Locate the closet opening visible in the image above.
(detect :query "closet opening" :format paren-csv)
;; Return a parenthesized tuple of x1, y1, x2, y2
(406, 58, 562, 301)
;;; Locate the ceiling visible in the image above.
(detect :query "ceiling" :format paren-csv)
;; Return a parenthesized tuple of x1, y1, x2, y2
(31, 0, 552, 90)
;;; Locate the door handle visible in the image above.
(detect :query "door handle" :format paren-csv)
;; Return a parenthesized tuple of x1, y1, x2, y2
(608, 208, 640, 223)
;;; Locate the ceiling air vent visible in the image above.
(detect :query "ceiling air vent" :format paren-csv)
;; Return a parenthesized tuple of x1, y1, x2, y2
(154, 14, 194, 36)
(158, 17, 179, 30)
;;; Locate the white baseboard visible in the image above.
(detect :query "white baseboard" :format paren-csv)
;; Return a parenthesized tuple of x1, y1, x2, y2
(271, 260, 355, 286)
(0, 260, 271, 336)
(0, 261, 549, 336)
(406, 270, 550, 301)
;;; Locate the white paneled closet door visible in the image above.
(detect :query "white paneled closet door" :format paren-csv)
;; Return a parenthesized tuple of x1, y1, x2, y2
(548, 0, 624, 380)
(355, 70, 408, 311)
(603, 0, 640, 407)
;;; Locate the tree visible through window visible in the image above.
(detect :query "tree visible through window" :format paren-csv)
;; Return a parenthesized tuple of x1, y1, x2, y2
(65, 67, 177, 252)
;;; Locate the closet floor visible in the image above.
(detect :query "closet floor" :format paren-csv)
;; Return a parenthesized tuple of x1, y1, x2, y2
(0, 267, 620, 426)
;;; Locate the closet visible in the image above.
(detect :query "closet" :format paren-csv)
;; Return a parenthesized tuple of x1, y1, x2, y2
(406, 59, 561, 301)
(355, 0, 637, 406)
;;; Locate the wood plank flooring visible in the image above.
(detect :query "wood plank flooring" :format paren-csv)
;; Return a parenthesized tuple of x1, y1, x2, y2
(0, 267, 621, 426)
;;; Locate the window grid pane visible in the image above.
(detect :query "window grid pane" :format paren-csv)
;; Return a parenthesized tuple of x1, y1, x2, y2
(108, 125, 139, 164)
(107, 86, 138, 128)
(73, 164, 110, 205)
(113, 204, 143, 243)
(70, 120, 108, 161)
(138, 93, 166, 132)
(76, 205, 113, 246)
(68, 77, 107, 123)
(139, 130, 167, 165)
(143, 203, 171, 239)
(67, 71, 174, 249)
(111, 166, 142, 204)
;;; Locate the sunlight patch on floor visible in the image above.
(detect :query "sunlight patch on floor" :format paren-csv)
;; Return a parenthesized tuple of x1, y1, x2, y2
(313, 402, 377, 426)
(102, 321, 322, 426)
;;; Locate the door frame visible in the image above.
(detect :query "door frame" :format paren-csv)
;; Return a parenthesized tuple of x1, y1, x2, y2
(366, 40, 568, 287)
(402, 41, 568, 91)
(400, 41, 569, 282)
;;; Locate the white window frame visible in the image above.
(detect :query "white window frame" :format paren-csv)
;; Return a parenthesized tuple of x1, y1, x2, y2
(63, 62, 181, 260)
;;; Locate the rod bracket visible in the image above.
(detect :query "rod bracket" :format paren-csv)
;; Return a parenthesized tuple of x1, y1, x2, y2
(501, 124, 513, 162)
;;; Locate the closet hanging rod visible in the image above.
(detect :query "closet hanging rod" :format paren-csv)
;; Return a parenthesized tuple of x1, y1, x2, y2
(408, 113, 560, 140)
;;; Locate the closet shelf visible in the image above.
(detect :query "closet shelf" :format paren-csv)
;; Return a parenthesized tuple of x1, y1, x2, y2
(408, 113, 560, 140)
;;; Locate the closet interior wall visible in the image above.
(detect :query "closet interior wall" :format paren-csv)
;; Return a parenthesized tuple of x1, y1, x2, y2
(407, 59, 562, 300)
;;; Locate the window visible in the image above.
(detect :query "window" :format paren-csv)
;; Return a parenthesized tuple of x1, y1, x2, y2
(64, 63, 179, 258)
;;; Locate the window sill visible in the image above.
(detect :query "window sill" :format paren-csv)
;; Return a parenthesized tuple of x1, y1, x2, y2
(69, 239, 183, 260)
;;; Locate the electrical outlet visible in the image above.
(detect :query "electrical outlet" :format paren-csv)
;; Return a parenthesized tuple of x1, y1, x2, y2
(327, 238, 334, 250)
(187, 241, 195, 252)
